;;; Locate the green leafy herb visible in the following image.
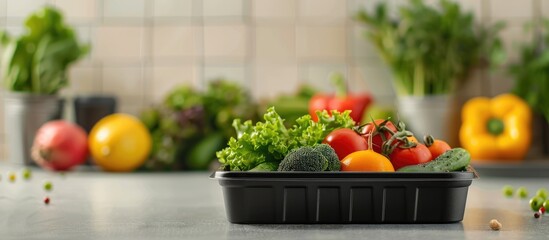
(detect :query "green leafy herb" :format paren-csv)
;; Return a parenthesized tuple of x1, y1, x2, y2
(509, 20, 549, 122)
(0, 6, 90, 94)
(216, 107, 355, 171)
(355, 0, 504, 96)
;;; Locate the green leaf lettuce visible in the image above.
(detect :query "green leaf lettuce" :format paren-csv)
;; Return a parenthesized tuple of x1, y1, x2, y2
(216, 107, 355, 171)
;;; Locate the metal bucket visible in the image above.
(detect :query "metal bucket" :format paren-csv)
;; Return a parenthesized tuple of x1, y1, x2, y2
(396, 95, 453, 142)
(3, 92, 64, 165)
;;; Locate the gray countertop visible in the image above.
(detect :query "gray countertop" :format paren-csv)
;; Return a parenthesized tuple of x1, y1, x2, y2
(1, 163, 549, 240)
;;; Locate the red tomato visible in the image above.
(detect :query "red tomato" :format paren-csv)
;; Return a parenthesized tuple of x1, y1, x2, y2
(389, 143, 432, 170)
(323, 128, 367, 160)
(360, 119, 397, 153)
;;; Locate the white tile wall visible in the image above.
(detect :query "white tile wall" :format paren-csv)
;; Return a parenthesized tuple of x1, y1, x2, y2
(203, 0, 243, 17)
(203, 24, 248, 59)
(150, 64, 196, 102)
(94, 26, 144, 60)
(253, 0, 296, 22)
(542, 0, 549, 16)
(254, 25, 295, 60)
(6, 0, 49, 18)
(253, 64, 299, 99)
(0, 0, 6, 22)
(101, 66, 144, 98)
(153, 0, 192, 18)
(55, 0, 97, 22)
(489, 0, 533, 20)
(103, 0, 146, 19)
(152, 25, 196, 59)
(65, 66, 100, 95)
(0, 0, 544, 158)
(297, 25, 347, 60)
(298, 0, 347, 24)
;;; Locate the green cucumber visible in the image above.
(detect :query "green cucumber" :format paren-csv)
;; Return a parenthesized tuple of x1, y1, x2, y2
(397, 148, 471, 172)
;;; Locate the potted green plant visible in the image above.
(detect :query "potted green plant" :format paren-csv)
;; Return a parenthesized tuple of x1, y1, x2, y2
(355, 0, 504, 142)
(509, 20, 549, 155)
(1, 6, 89, 165)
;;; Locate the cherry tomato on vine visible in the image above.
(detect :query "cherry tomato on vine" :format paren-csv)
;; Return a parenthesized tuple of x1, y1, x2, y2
(389, 143, 432, 170)
(360, 119, 397, 153)
(323, 128, 367, 160)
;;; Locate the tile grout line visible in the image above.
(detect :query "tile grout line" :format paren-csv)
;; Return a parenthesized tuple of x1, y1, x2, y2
(191, 0, 204, 90)
(142, 0, 154, 107)
(96, 0, 105, 94)
(246, 0, 255, 94)
(295, 0, 303, 86)
(480, 0, 491, 97)
(345, 0, 354, 91)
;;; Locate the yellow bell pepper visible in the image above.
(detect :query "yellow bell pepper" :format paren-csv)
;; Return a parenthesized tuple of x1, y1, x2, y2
(459, 94, 532, 161)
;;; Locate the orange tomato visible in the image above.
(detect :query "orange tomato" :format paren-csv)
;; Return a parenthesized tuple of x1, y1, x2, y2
(340, 150, 395, 172)
(427, 140, 451, 159)
(424, 135, 451, 160)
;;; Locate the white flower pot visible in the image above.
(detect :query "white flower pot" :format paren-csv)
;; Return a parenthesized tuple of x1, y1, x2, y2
(396, 95, 454, 142)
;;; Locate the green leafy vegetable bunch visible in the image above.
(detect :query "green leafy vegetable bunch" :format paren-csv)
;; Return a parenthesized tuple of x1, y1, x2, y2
(217, 107, 355, 171)
(355, 0, 504, 96)
(0, 6, 90, 94)
(509, 20, 549, 122)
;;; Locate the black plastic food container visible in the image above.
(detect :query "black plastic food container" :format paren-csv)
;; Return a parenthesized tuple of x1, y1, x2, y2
(212, 171, 474, 224)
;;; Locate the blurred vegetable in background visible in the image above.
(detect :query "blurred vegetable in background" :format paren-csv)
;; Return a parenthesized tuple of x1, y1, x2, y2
(89, 114, 152, 172)
(259, 84, 317, 127)
(308, 73, 372, 124)
(361, 104, 395, 124)
(355, 0, 505, 96)
(140, 79, 258, 171)
(31, 120, 88, 171)
(0, 6, 90, 94)
(459, 94, 532, 161)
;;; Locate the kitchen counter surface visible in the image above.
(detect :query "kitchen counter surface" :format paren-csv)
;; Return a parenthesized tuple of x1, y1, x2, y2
(1, 162, 549, 240)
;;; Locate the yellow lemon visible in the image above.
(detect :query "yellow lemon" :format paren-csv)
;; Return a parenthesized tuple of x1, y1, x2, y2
(89, 113, 152, 172)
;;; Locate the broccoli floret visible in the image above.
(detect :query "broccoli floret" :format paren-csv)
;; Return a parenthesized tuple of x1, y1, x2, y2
(278, 146, 324, 171)
(313, 144, 341, 171)
(277, 144, 340, 171)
